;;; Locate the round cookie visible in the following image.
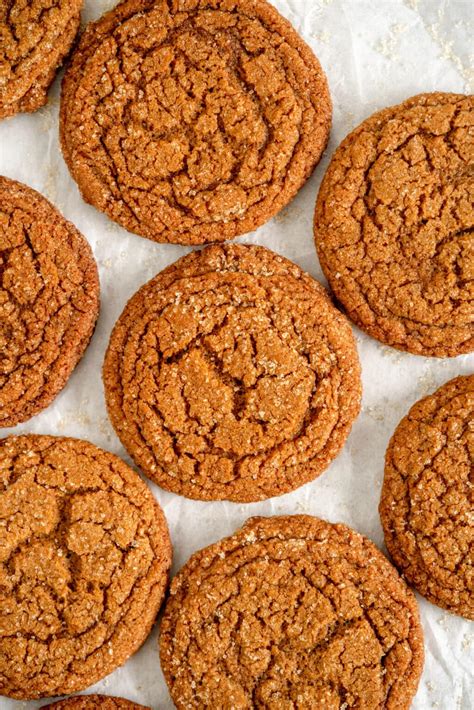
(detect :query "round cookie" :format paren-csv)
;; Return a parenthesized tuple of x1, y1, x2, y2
(60, 0, 331, 245)
(42, 696, 150, 710)
(0, 0, 82, 119)
(0, 176, 99, 427)
(160, 515, 424, 709)
(103, 244, 361, 502)
(380, 375, 474, 619)
(314, 92, 474, 357)
(0, 435, 172, 700)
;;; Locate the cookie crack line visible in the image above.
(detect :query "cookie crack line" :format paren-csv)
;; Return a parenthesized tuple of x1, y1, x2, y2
(359, 124, 471, 318)
(146, 299, 319, 456)
(168, 555, 406, 690)
(60, 0, 331, 245)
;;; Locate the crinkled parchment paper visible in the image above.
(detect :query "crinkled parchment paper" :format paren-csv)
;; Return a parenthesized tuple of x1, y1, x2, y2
(1, 1, 472, 708)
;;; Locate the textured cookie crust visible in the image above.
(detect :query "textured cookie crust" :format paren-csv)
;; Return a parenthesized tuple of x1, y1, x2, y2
(0, 0, 82, 119)
(314, 92, 473, 357)
(103, 244, 361, 502)
(160, 515, 424, 709)
(0, 176, 99, 427)
(0, 435, 172, 700)
(42, 694, 150, 709)
(60, 0, 331, 245)
(380, 375, 474, 619)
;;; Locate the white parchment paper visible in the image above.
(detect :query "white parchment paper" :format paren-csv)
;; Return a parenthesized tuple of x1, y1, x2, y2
(1, 1, 473, 708)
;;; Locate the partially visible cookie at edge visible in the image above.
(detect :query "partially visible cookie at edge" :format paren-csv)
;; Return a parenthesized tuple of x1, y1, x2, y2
(0, 435, 172, 699)
(0, 0, 83, 119)
(60, 0, 331, 245)
(0, 176, 99, 427)
(380, 374, 474, 619)
(103, 244, 361, 502)
(160, 514, 424, 709)
(314, 92, 473, 357)
(42, 695, 151, 709)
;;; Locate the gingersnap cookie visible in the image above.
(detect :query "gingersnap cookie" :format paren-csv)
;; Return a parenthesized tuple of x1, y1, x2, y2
(314, 92, 473, 357)
(0, 176, 99, 427)
(160, 515, 424, 709)
(42, 695, 150, 709)
(60, 0, 331, 245)
(380, 374, 474, 619)
(0, 0, 82, 119)
(103, 244, 361, 502)
(0, 435, 172, 700)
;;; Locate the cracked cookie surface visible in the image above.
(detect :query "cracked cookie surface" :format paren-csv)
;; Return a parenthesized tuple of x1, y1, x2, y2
(0, 0, 82, 119)
(0, 435, 172, 699)
(380, 375, 474, 620)
(60, 0, 331, 245)
(314, 92, 473, 357)
(103, 244, 361, 502)
(0, 176, 99, 427)
(160, 514, 424, 709)
(42, 694, 151, 709)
